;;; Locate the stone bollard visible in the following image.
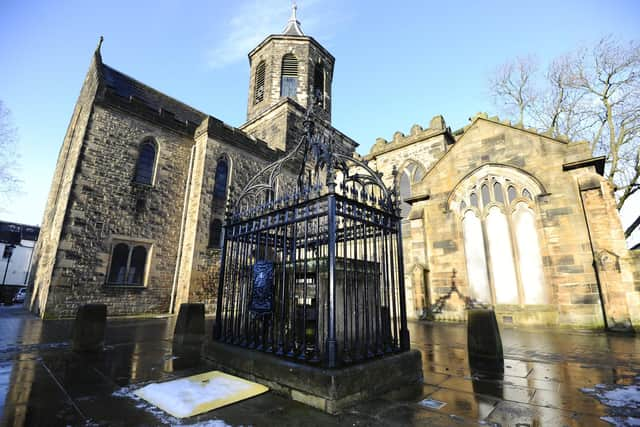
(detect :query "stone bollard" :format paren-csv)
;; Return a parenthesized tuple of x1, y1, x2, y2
(174, 303, 205, 348)
(72, 304, 107, 352)
(173, 303, 205, 369)
(467, 308, 504, 372)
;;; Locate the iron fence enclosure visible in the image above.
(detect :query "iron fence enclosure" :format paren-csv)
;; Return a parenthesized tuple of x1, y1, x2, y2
(213, 103, 410, 368)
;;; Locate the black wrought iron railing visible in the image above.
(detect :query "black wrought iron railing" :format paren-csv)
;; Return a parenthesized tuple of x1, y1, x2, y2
(213, 101, 409, 368)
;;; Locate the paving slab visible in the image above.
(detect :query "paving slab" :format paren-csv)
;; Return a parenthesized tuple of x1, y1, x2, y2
(1, 306, 640, 426)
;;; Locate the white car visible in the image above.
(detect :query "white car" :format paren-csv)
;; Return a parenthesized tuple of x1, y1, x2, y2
(13, 288, 26, 304)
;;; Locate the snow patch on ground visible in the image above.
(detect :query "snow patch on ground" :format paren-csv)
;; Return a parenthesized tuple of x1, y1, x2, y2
(601, 416, 640, 426)
(112, 385, 181, 425)
(172, 421, 232, 427)
(582, 384, 640, 409)
(136, 376, 254, 418)
(582, 383, 640, 426)
(600, 386, 640, 408)
(112, 381, 239, 425)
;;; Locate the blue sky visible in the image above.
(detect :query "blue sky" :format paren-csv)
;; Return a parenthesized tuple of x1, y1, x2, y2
(1, 0, 639, 237)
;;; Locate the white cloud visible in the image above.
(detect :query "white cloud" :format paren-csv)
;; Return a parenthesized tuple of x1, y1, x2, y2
(205, 0, 340, 69)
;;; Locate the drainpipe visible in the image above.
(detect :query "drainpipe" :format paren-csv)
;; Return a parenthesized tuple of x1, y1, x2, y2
(577, 187, 609, 330)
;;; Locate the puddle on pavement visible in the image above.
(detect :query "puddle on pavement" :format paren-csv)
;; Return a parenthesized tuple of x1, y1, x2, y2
(1, 310, 639, 426)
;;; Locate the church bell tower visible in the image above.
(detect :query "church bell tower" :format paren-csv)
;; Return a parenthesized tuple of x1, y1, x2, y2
(245, 4, 335, 124)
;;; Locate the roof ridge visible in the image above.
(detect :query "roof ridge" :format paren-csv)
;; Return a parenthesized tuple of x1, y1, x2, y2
(460, 112, 583, 144)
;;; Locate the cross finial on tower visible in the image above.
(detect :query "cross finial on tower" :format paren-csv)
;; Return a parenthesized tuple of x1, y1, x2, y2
(283, 2, 304, 36)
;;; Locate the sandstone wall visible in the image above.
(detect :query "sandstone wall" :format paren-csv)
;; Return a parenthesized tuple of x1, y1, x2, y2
(409, 117, 628, 328)
(37, 103, 193, 318)
(29, 53, 102, 316)
(363, 116, 452, 318)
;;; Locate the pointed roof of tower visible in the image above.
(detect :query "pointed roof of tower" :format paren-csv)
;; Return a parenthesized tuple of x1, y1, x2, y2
(282, 3, 304, 36)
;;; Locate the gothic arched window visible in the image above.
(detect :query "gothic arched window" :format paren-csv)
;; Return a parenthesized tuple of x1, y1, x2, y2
(397, 161, 427, 219)
(453, 167, 548, 306)
(135, 140, 157, 185)
(213, 158, 229, 202)
(254, 61, 266, 104)
(281, 54, 298, 98)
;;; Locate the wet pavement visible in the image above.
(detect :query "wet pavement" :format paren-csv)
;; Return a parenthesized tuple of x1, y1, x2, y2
(1, 304, 639, 426)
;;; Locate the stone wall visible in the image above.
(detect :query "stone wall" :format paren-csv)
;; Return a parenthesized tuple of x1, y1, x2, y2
(405, 115, 637, 328)
(34, 100, 194, 318)
(175, 116, 286, 312)
(580, 178, 637, 329)
(363, 115, 452, 318)
(29, 52, 102, 316)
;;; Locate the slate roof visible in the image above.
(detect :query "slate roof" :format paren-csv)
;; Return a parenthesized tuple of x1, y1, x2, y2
(101, 64, 206, 125)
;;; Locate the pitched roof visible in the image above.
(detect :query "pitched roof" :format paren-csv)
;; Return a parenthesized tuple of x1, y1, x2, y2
(101, 64, 206, 125)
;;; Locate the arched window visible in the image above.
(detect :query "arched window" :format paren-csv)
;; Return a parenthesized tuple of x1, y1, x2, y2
(397, 161, 427, 219)
(494, 182, 504, 203)
(209, 219, 223, 248)
(453, 167, 547, 306)
(107, 241, 151, 286)
(507, 186, 518, 203)
(281, 54, 298, 98)
(210, 157, 229, 249)
(135, 140, 157, 185)
(481, 183, 490, 207)
(470, 192, 478, 208)
(399, 171, 412, 218)
(108, 243, 129, 284)
(313, 63, 325, 105)
(128, 246, 147, 285)
(254, 61, 266, 104)
(213, 158, 229, 202)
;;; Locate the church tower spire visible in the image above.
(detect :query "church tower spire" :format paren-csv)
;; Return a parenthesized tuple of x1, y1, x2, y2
(282, 3, 304, 36)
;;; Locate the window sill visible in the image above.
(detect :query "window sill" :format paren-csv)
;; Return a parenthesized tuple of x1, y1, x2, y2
(131, 181, 154, 189)
(104, 283, 147, 290)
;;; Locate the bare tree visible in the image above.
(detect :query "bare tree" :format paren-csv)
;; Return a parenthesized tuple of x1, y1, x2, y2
(0, 100, 21, 210)
(489, 56, 539, 125)
(489, 37, 640, 238)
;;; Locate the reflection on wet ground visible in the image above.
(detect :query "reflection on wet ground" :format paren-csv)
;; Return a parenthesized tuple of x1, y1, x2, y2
(1, 304, 639, 426)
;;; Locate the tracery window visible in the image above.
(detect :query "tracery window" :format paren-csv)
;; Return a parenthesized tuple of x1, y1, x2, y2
(398, 161, 427, 219)
(134, 139, 157, 185)
(280, 54, 298, 99)
(454, 169, 548, 306)
(107, 241, 150, 286)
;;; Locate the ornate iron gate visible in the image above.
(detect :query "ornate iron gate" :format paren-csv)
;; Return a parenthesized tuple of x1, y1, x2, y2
(213, 105, 410, 368)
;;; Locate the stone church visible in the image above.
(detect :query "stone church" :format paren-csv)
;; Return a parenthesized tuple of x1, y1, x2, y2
(29, 8, 640, 330)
